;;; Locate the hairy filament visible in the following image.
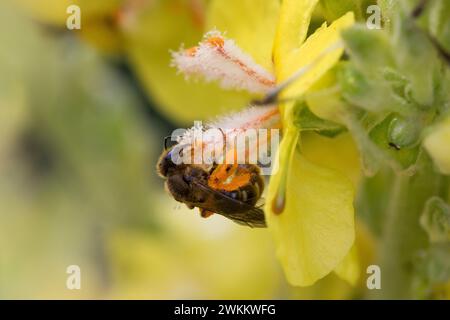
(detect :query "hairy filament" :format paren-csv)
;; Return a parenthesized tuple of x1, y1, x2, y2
(171, 31, 276, 94)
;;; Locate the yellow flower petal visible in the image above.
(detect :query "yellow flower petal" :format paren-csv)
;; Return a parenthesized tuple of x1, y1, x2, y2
(293, 220, 378, 296)
(301, 132, 361, 187)
(334, 220, 377, 287)
(265, 128, 355, 286)
(277, 12, 355, 99)
(291, 273, 354, 299)
(207, 0, 280, 72)
(334, 244, 359, 286)
(274, 0, 319, 65)
(424, 117, 450, 175)
(305, 69, 347, 122)
(14, 0, 75, 25)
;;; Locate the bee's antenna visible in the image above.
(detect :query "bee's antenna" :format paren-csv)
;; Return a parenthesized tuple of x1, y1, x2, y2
(252, 41, 344, 106)
(164, 136, 173, 150)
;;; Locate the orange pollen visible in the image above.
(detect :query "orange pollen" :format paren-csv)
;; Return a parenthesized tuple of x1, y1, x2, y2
(185, 46, 198, 56)
(206, 36, 225, 48)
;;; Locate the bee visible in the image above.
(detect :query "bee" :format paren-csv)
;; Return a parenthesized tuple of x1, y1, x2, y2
(156, 105, 282, 227)
(156, 104, 282, 227)
(163, 34, 348, 226)
(157, 146, 266, 228)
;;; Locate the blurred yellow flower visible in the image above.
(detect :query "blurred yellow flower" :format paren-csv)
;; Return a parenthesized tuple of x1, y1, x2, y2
(14, 0, 121, 25)
(122, 0, 253, 123)
(108, 197, 281, 299)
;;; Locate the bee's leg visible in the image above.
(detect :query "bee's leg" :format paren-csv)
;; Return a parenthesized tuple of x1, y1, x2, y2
(199, 208, 215, 218)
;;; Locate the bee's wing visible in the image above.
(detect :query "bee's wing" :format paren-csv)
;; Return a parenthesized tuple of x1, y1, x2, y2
(192, 181, 266, 228)
(255, 197, 265, 208)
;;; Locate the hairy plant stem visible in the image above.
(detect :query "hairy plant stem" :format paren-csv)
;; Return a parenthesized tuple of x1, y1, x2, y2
(370, 155, 446, 299)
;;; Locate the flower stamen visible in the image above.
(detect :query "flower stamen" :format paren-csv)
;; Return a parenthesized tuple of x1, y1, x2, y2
(172, 31, 276, 94)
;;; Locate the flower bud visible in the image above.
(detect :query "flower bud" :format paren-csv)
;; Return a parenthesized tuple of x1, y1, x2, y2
(387, 116, 421, 149)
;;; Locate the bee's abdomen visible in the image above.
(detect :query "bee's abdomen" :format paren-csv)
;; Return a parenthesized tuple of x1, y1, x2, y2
(223, 175, 264, 206)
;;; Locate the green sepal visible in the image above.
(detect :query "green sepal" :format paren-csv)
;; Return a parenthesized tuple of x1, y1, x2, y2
(341, 24, 394, 72)
(381, 68, 414, 104)
(412, 243, 450, 299)
(338, 64, 411, 115)
(391, 11, 438, 107)
(420, 196, 450, 243)
(293, 102, 346, 137)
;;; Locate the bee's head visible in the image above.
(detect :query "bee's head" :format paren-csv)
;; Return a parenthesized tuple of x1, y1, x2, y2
(156, 148, 182, 178)
(157, 142, 212, 207)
